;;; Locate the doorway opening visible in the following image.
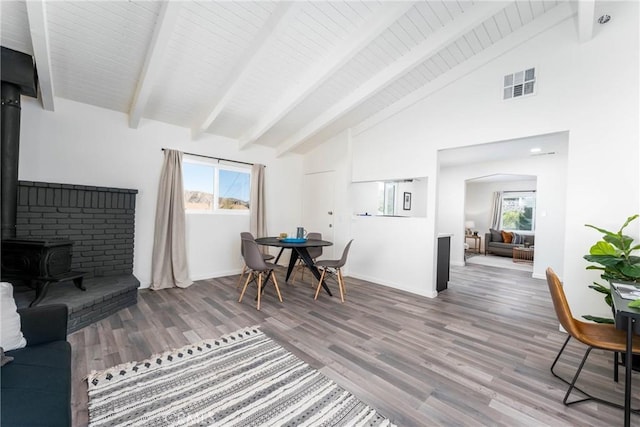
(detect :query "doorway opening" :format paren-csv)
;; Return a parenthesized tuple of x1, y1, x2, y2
(436, 131, 569, 280)
(464, 174, 536, 273)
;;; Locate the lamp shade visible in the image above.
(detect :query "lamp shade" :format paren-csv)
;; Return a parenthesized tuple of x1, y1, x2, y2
(465, 220, 475, 229)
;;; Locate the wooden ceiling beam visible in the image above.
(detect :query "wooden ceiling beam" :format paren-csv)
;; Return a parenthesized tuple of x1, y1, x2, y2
(577, 0, 596, 43)
(191, 2, 299, 140)
(353, 2, 576, 139)
(25, 0, 55, 111)
(237, 2, 416, 150)
(276, 1, 512, 156)
(128, 2, 181, 129)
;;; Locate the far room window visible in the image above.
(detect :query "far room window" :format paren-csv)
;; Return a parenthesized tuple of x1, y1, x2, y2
(183, 158, 251, 213)
(377, 181, 397, 215)
(500, 191, 535, 231)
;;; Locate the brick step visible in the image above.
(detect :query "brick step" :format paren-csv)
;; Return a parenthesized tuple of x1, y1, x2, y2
(13, 274, 139, 333)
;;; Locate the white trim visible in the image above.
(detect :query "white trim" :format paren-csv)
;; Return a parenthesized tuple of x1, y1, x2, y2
(128, 1, 181, 128)
(25, 0, 55, 111)
(238, 2, 416, 149)
(276, 1, 512, 156)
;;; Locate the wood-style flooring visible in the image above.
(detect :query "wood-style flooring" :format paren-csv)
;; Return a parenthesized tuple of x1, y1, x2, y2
(70, 264, 640, 426)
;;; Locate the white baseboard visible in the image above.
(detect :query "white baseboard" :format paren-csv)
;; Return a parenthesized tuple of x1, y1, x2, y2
(348, 273, 437, 298)
(191, 269, 242, 282)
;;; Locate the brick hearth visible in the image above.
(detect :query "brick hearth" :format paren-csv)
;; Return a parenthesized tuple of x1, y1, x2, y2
(11, 180, 140, 331)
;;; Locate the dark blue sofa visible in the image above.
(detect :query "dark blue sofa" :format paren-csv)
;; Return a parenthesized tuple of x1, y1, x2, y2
(1, 304, 71, 426)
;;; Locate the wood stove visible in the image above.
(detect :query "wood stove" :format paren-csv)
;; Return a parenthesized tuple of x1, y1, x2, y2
(2, 238, 73, 277)
(1, 238, 86, 306)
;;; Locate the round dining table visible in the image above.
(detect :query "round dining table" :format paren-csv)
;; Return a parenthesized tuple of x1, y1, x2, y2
(255, 237, 334, 296)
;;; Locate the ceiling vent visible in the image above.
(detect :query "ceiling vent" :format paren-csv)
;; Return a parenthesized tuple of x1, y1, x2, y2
(503, 67, 536, 100)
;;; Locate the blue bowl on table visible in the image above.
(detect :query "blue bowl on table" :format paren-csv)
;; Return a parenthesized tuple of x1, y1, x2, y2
(280, 237, 307, 243)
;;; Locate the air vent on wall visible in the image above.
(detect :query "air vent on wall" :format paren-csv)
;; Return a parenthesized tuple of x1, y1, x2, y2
(503, 67, 536, 100)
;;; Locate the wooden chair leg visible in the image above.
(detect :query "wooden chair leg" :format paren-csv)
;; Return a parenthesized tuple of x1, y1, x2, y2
(238, 271, 252, 303)
(314, 269, 326, 300)
(272, 271, 283, 302)
(337, 268, 345, 303)
(257, 273, 262, 311)
(236, 264, 247, 289)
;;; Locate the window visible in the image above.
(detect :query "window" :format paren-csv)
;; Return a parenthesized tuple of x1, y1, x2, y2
(377, 182, 397, 215)
(183, 158, 251, 213)
(500, 191, 535, 231)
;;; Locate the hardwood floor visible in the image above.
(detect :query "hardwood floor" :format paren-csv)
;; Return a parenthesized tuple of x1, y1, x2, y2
(70, 264, 639, 426)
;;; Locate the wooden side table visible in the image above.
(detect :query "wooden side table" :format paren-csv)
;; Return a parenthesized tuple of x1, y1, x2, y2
(465, 235, 481, 253)
(513, 246, 534, 264)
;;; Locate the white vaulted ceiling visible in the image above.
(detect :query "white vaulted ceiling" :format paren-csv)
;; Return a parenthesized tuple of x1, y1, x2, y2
(1, 1, 587, 155)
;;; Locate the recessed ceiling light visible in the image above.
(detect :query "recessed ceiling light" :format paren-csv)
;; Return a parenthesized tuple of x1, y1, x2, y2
(530, 147, 542, 153)
(598, 14, 611, 24)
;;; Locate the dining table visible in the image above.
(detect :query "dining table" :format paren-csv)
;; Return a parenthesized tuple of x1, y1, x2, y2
(611, 283, 640, 427)
(255, 237, 334, 296)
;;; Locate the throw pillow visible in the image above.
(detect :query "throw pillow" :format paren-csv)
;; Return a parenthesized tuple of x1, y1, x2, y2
(501, 230, 513, 244)
(0, 282, 26, 351)
(1, 347, 14, 366)
(512, 233, 524, 244)
(490, 228, 503, 242)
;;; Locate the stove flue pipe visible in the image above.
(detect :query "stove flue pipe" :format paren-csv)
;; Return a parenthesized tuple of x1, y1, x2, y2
(0, 46, 38, 240)
(1, 82, 21, 239)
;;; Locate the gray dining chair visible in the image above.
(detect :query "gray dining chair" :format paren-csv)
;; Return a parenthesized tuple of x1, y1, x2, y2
(291, 232, 322, 285)
(238, 238, 282, 310)
(236, 232, 275, 288)
(314, 239, 353, 303)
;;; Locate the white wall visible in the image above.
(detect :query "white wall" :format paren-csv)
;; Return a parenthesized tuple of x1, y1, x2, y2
(350, 215, 432, 296)
(302, 130, 354, 261)
(351, 2, 639, 318)
(437, 150, 567, 279)
(395, 179, 428, 217)
(18, 97, 303, 286)
(304, 131, 433, 297)
(351, 181, 379, 216)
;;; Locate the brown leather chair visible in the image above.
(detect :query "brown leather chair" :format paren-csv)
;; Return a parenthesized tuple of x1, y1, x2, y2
(546, 267, 640, 410)
(238, 238, 282, 310)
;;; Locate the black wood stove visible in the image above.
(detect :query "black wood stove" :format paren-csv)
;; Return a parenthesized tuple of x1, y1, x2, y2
(1, 239, 86, 306)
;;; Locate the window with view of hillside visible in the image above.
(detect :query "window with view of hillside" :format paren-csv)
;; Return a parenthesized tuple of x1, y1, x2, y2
(183, 159, 250, 213)
(500, 192, 535, 231)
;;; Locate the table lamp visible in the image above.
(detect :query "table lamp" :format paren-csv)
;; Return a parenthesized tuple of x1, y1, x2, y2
(465, 220, 475, 235)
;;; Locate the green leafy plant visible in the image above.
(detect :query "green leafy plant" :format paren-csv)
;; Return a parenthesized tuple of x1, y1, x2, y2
(583, 214, 640, 323)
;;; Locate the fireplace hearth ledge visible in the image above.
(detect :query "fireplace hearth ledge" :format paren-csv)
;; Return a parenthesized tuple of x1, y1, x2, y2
(13, 274, 139, 333)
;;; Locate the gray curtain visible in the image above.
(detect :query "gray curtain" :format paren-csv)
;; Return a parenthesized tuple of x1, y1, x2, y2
(250, 163, 267, 238)
(489, 191, 502, 230)
(150, 150, 192, 290)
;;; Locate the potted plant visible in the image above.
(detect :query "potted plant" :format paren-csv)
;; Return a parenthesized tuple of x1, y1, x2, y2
(583, 214, 640, 367)
(583, 214, 640, 323)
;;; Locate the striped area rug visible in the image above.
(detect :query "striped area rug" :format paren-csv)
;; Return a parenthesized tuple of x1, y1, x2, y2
(87, 327, 395, 426)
